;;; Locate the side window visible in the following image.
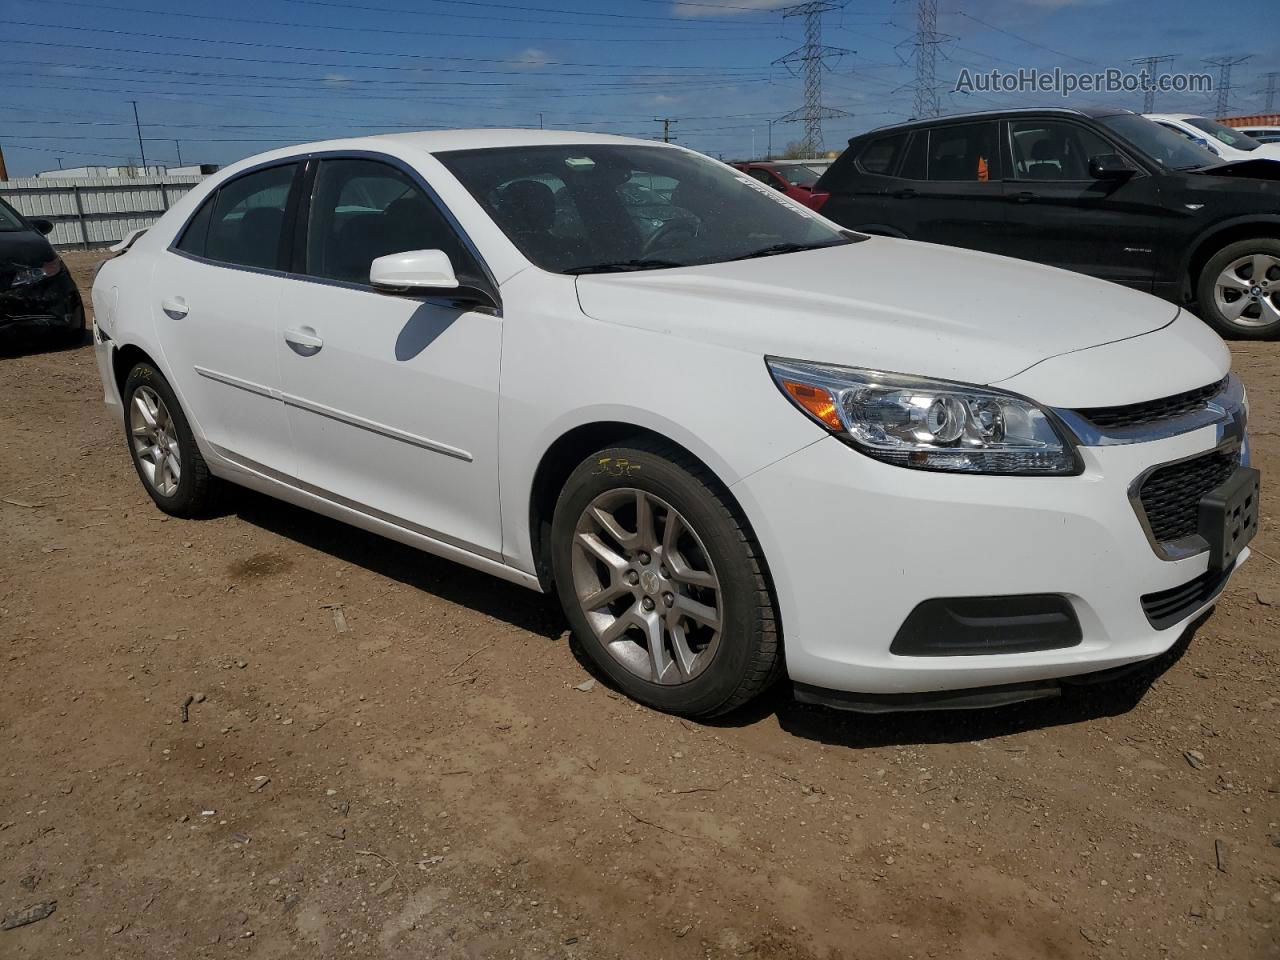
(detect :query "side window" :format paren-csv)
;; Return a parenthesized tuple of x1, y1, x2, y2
(748, 168, 782, 190)
(175, 192, 215, 257)
(857, 133, 908, 176)
(927, 122, 998, 182)
(204, 164, 297, 270)
(899, 132, 928, 180)
(1008, 120, 1118, 181)
(305, 158, 475, 285)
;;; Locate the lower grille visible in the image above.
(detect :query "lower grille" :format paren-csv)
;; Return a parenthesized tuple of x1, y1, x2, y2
(1141, 568, 1230, 629)
(1138, 451, 1239, 544)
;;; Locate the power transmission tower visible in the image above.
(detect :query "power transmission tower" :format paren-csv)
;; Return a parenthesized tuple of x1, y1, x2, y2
(1130, 54, 1178, 113)
(1203, 55, 1251, 119)
(909, 0, 946, 118)
(774, 1, 851, 158)
(654, 118, 677, 143)
(1263, 72, 1279, 113)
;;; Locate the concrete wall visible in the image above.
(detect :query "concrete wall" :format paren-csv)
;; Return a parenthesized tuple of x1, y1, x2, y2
(0, 174, 207, 249)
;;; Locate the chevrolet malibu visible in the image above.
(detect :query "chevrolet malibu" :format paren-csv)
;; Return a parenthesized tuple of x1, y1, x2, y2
(91, 130, 1259, 717)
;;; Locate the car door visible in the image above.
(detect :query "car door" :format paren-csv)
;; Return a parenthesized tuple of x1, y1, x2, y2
(157, 161, 301, 476)
(897, 120, 1008, 253)
(816, 130, 914, 234)
(1001, 118, 1164, 290)
(275, 155, 503, 559)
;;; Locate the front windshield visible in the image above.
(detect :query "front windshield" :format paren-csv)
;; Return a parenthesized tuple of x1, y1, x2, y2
(1186, 117, 1262, 152)
(1100, 114, 1220, 170)
(437, 144, 850, 274)
(0, 199, 26, 232)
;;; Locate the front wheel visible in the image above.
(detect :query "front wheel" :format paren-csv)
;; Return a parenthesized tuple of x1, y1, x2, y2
(550, 440, 781, 718)
(1196, 239, 1280, 339)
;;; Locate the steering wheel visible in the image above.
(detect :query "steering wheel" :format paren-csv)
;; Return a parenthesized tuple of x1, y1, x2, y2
(642, 218, 698, 257)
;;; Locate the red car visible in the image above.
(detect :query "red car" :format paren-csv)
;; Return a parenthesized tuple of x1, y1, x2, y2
(733, 160, 830, 209)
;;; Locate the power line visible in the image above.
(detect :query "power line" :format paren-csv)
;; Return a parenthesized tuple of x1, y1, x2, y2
(1130, 54, 1178, 113)
(1203, 55, 1251, 118)
(129, 100, 147, 169)
(774, 1, 851, 157)
(281, 0, 774, 27)
(654, 118, 678, 143)
(952, 11, 1095, 67)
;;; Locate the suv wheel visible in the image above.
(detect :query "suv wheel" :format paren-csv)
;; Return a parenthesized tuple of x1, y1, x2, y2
(1197, 239, 1280, 339)
(122, 362, 218, 517)
(550, 440, 782, 718)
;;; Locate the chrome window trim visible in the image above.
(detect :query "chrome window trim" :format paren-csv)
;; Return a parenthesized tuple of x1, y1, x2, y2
(164, 149, 502, 313)
(1053, 373, 1245, 447)
(1127, 436, 1245, 561)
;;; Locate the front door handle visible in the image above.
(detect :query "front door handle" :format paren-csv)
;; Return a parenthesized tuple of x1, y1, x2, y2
(284, 326, 324, 355)
(1009, 191, 1038, 203)
(161, 296, 188, 319)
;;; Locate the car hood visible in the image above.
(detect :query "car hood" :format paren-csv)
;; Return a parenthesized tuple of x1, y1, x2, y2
(0, 229, 54, 269)
(1194, 157, 1280, 181)
(575, 237, 1179, 387)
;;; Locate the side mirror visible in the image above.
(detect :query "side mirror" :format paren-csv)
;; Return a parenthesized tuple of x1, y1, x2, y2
(1088, 154, 1137, 181)
(31, 218, 54, 236)
(369, 249, 496, 308)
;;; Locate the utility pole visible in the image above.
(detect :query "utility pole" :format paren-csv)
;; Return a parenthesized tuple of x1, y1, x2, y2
(1130, 54, 1178, 113)
(55, 157, 64, 169)
(129, 100, 147, 170)
(654, 117, 677, 143)
(173, 140, 183, 166)
(774, 1, 851, 158)
(538, 112, 544, 129)
(766, 118, 775, 159)
(0, 143, 8, 181)
(1264, 72, 1279, 114)
(1204, 55, 1251, 119)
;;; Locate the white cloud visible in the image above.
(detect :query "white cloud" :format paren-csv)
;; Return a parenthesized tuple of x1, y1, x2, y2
(672, 0, 791, 18)
(514, 48, 553, 68)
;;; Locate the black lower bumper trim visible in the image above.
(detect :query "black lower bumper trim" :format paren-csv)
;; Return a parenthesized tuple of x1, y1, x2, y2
(889, 593, 1082, 657)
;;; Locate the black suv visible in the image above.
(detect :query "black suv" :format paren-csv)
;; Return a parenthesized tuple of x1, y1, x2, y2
(1, 197, 83, 346)
(815, 107, 1280, 339)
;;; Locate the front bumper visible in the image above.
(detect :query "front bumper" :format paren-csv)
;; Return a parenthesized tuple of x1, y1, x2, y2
(0, 269, 83, 333)
(732, 422, 1250, 697)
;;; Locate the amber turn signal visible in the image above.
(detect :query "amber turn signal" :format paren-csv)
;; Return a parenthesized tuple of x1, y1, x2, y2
(780, 379, 842, 431)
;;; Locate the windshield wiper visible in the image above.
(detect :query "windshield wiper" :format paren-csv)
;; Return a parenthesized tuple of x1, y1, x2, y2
(725, 240, 847, 262)
(563, 258, 685, 275)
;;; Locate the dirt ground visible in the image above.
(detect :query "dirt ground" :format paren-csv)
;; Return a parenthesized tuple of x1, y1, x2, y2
(1, 250, 1277, 960)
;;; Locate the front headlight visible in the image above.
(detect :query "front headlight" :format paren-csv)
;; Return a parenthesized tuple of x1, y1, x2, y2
(10, 258, 63, 288)
(767, 357, 1079, 475)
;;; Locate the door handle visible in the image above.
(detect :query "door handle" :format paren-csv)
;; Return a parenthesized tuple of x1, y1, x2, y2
(1009, 191, 1038, 203)
(891, 188, 917, 199)
(284, 326, 324, 354)
(161, 296, 188, 320)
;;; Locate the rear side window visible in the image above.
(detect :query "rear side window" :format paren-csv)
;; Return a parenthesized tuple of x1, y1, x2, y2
(927, 122, 998, 182)
(857, 133, 908, 176)
(175, 193, 214, 256)
(204, 164, 297, 270)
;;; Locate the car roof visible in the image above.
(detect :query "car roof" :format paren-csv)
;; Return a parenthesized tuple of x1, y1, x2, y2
(853, 106, 1134, 141)
(1144, 113, 1202, 122)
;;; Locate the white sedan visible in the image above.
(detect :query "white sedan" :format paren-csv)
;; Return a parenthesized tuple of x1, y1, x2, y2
(91, 130, 1257, 716)
(1145, 113, 1280, 163)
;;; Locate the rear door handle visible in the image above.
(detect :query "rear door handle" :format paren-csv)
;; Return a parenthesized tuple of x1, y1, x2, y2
(161, 296, 188, 319)
(284, 326, 324, 354)
(1009, 191, 1038, 203)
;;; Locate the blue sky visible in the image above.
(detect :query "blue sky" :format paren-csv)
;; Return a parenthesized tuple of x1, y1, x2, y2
(1, 0, 1276, 176)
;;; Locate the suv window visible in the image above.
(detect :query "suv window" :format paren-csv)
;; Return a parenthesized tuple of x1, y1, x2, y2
(927, 122, 998, 182)
(1008, 120, 1117, 181)
(857, 133, 908, 176)
(202, 164, 297, 270)
(305, 158, 475, 285)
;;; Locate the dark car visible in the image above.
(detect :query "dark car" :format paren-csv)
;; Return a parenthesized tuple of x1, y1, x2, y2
(0, 198, 83, 345)
(814, 107, 1280, 339)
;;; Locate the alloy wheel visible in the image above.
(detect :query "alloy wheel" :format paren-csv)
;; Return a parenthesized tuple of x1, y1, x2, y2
(1214, 253, 1280, 328)
(129, 385, 182, 497)
(570, 488, 722, 686)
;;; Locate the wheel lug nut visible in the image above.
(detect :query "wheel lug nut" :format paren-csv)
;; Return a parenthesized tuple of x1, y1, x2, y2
(663, 592, 674, 608)
(625, 570, 639, 586)
(638, 551, 651, 564)
(642, 597, 655, 611)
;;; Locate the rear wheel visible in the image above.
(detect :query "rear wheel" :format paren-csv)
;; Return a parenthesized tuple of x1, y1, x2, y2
(122, 362, 217, 517)
(1197, 238, 1280, 339)
(550, 440, 781, 717)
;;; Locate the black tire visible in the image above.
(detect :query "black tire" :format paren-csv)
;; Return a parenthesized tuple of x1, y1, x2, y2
(550, 439, 782, 718)
(122, 362, 218, 517)
(54, 297, 86, 347)
(1196, 238, 1280, 340)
